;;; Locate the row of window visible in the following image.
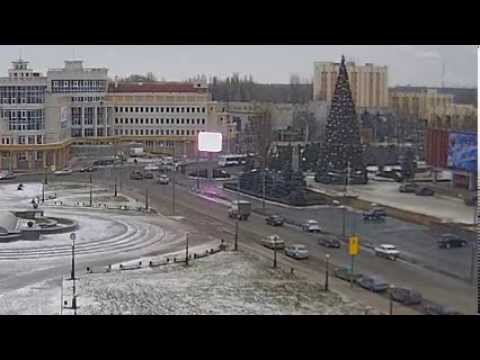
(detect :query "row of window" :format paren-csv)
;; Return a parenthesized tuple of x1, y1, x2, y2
(14, 152, 43, 161)
(1, 135, 43, 145)
(114, 118, 206, 125)
(71, 128, 110, 137)
(114, 128, 201, 136)
(2, 109, 45, 131)
(51, 80, 107, 93)
(0, 86, 46, 104)
(115, 106, 206, 114)
(71, 96, 104, 102)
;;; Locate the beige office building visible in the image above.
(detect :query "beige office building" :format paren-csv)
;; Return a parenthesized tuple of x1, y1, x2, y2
(313, 61, 389, 109)
(389, 88, 476, 130)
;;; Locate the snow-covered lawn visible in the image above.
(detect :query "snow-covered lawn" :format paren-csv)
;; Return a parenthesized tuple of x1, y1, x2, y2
(77, 251, 378, 315)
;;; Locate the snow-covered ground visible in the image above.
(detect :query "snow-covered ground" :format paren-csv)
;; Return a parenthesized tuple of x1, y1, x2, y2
(306, 178, 475, 225)
(76, 251, 379, 315)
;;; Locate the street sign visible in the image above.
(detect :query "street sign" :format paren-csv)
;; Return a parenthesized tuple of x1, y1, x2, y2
(70, 233, 76, 241)
(349, 235, 359, 256)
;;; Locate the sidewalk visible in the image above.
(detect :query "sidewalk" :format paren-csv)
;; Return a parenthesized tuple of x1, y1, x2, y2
(306, 177, 475, 225)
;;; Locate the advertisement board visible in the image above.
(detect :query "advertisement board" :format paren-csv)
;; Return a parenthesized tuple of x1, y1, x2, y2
(447, 132, 477, 173)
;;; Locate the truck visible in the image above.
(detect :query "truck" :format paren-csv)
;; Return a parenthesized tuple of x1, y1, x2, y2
(129, 147, 145, 157)
(228, 200, 252, 220)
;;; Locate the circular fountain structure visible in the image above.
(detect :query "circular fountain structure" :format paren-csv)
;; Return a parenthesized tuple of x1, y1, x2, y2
(0, 210, 78, 242)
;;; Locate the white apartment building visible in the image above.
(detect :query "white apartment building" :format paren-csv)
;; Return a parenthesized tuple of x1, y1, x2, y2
(313, 61, 389, 109)
(0, 59, 48, 170)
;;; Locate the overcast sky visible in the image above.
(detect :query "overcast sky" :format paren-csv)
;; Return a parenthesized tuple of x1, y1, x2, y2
(0, 45, 476, 87)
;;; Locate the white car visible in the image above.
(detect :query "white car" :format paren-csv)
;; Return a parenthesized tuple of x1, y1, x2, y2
(302, 220, 322, 233)
(374, 244, 400, 261)
(285, 244, 309, 260)
(144, 164, 160, 172)
(261, 235, 285, 250)
(156, 174, 170, 185)
(54, 169, 73, 176)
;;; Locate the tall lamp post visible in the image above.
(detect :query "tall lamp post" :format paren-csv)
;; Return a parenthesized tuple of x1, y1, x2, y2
(273, 237, 278, 268)
(68, 232, 77, 315)
(324, 253, 331, 291)
(89, 173, 93, 207)
(389, 284, 394, 315)
(185, 232, 190, 267)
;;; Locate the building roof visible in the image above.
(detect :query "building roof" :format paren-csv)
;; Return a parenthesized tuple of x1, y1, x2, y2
(108, 82, 208, 94)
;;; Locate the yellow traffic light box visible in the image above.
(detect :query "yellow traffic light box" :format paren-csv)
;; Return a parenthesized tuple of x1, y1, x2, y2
(349, 235, 359, 256)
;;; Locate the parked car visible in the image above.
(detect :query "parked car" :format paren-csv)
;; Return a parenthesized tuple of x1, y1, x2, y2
(156, 174, 170, 185)
(415, 186, 434, 196)
(374, 244, 400, 261)
(260, 235, 285, 250)
(390, 287, 423, 305)
(265, 214, 284, 226)
(284, 244, 309, 260)
(399, 182, 418, 193)
(144, 172, 154, 179)
(130, 171, 144, 180)
(334, 267, 364, 283)
(318, 234, 341, 248)
(0, 172, 16, 180)
(438, 234, 468, 249)
(423, 303, 463, 315)
(363, 207, 386, 221)
(47, 193, 57, 200)
(54, 169, 73, 176)
(301, 220, 322, 233)
(356, 275, 390, 292)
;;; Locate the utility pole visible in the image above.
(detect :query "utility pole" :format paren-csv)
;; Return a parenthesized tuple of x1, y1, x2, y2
(234, 173, 240, 251)
(44, 165, 48, 185)
(172, 144, 176, 215)
(325, 254, 331, 291)
(145, 187, 149, 211)
(262, 169, 266, 211)
(196, 146, 200, 191)
(60, 276, 63, 315)
(185, 232, 189, 266)
(89, 173, 93, 207)
(273, 238, 277, 268)
(389, 285, 394, 315)
(68, 233, 77, 315)
(42, 177, 45, 203)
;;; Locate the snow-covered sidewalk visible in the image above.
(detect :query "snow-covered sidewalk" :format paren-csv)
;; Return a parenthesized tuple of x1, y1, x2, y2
(306, 178, 475, 225)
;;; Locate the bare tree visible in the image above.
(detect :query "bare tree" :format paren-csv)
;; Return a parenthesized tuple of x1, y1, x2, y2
(250, 107, 274, 168)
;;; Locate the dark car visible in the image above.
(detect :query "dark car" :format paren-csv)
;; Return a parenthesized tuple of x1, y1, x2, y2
(144, 172, 154, 179)
(318, 234, 341, 248)
(130, 171, 144, 180)
(390, 287, 422, 305)
(415, 186, 434, 196)
(356, 275, 389, 292)
(399, 183, 418, 193)
(363, 207, 386, 221)
(265, 215, 284, 226)
(334, 267, 363, 283)
(423, 303, 463, 315)
(438, 234, 468, 249)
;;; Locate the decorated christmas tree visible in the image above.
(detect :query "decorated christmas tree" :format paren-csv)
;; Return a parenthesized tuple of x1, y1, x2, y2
(316, 55, 366, 183)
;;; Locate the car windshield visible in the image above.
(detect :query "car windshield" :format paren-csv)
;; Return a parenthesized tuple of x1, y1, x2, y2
(295, 245, 306, 250)
(307, 220, 318, 224)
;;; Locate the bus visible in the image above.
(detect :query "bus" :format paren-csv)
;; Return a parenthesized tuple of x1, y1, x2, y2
(218, 154, 248, 167)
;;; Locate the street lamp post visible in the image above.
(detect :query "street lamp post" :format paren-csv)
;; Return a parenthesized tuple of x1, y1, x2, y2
(389, 285, 394, 315)
(172, 144, 176, 216)
(89, 173, 93, 207)
(69, 232, 77, 315)
(262, 169, 267, 211)
(185, 232, 189, 266)
(273, 238, 277, 269)
(324, 254, 331, 291)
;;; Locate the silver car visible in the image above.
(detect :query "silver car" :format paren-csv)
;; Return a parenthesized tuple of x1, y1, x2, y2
(285, 244, 309, 260)
(302, 220, 322, 233)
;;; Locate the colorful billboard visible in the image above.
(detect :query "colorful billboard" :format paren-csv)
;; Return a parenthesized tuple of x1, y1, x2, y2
(447, 132, 477, 173)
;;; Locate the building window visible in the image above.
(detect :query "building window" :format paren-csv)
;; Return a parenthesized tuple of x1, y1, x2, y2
(166, 119, 169, 124)
(156, 119, 159, 124)
(156, 129, 159, 135)
(166, 107, 170, 113)
(140, 119, 144, 124)
(187, 107, 190, 113)
(161, 130, 164, 135)
(197, 119, 200, 124)
(202, 119, 205, 125)
(202, 107, 206, 113)
(176, 119, 180, 124)
(145, 107, 149, 113)
(135, 130, 139, 135)
(181, 119, 184, 124)
(115, 118, 118, 124)
(181, 107, 185, 113)
(165, 129, 169, 135)
(186, 130, 190, 135)
(176, 130, 180, 135)
(181, 130, 185, 135)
